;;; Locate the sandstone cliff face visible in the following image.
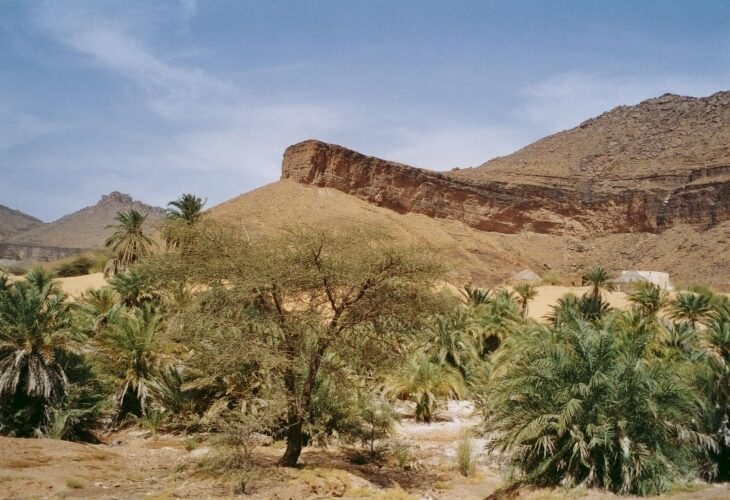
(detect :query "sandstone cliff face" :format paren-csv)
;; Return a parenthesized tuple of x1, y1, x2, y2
(282, 92, 730, 235)
(282, 140, 729, 235)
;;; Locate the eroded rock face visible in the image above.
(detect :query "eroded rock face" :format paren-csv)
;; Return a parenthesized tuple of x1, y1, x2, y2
(281, 93, 730, 235)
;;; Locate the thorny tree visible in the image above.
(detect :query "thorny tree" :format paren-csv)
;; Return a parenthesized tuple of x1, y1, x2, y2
(150, 223, 443, 466)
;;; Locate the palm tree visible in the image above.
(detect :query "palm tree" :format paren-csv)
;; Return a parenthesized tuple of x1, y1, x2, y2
(96, 305, 165, 420)
(482, 314, 715, 495)
(162, 193, 206, 249)
(460, 284, 491, 307)
(628, 281, 667, 319)
(424, 310, 479, 379)
(670, 292, 713, 331)
(108, 270, 157, 308)
(513, 283, 537, 318)
(104, 209, 155, 276)
(385, 352, 465, 423)
(581, 266, 615, 299)
(166, 193, 206, 224)
(76, 287, 122, 335)
(0, 269, 75, 406)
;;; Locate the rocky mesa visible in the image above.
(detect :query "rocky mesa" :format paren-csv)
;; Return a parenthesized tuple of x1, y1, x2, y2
(282, 92, 730, 235)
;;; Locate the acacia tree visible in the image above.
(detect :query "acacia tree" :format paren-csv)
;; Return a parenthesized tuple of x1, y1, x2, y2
(149, 224, 443, 466)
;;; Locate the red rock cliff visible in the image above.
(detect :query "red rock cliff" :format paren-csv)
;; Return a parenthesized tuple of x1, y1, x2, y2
(281, 139, 729, 235)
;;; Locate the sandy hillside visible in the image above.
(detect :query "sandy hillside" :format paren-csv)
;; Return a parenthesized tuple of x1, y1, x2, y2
(209, 179, 529, 285)
(207, 180, 730, 291)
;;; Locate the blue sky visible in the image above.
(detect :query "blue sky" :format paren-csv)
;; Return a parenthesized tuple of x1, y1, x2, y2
(2, 0, 730, 221)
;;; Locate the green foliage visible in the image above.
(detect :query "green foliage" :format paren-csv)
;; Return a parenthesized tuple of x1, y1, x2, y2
(0, 269, 74, 405)
(514, 283, 538, 318)
(541, 271, 563, 286)
(386, 351, 465, 423)
(104, 209, 155, 276)
(483, 314, 715, 495)
(628, 282, 667, 319)
(460, 284, 492, 306)
(456, 431, 476, 477)
(670, 292, 713, 330)
(162, 193, 206, 250)
(56, 256, 93, 277)
(581, 266, 615, 298)
(95, 304, 167, 420)
(109, 270, 159, 308)
(547, 292, 612, 326)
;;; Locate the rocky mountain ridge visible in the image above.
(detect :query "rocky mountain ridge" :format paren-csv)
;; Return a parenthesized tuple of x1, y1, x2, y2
(0, 205, 44, 241)
(0, 192, 165, 264)
(282, 91, 730, 235)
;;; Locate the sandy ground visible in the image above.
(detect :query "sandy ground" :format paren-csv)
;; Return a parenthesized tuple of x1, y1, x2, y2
(0, 401, 728, 499)
(56, 273, 108, 298)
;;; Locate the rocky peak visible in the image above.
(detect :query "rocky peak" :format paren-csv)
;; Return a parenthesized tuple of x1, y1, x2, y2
(99, 191, 134, 205)
(282, 90, 730, 236)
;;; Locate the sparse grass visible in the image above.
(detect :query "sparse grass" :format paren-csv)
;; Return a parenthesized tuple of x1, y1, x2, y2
(378, 485, 417, 500)
(433, 481, 451, 490)
(65, 478, 85, 489)
(298, 467, 352, 496)
(390, 441, 413, 470)
(541, 271, 562, 286)
(349, 486, 379, 497)
(456, 432, 476, 477)
(183, 435, 201, 452)
(667, 481, 708, 495)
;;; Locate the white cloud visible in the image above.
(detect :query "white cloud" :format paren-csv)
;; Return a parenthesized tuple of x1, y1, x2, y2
(383, 125, 531, 170)
(517, 71, 730, 133)
(0, 107, 66, 152)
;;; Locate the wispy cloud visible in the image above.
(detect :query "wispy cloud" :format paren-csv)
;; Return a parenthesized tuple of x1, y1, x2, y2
(518, 71, 730, 133)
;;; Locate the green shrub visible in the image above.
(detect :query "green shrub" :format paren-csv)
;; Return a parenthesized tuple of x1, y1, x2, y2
(482, 315, 715, 495)
(456, 432, 476, 477)
(56, 256, 93, 277)
(541, 271, 562, 286)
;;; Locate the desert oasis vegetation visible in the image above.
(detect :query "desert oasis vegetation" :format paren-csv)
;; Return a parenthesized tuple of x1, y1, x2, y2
(1, 2, 730, 499)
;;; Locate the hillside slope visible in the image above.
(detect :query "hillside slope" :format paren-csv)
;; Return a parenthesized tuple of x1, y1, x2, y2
(208, 180, 527, 285)
(8, 192, 165, 249)
(0, 205, 44, 241)
(283, 92, 729, 235)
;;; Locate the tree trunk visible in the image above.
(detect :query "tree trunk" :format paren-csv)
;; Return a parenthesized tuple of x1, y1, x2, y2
(279, 418, 304, 467)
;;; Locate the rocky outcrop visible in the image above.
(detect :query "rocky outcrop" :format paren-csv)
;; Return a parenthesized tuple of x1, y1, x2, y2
(8, 192, 165, 249)
(282, 140, 729, 235)
(282, 92, 730, 235)
(0, 242, 84, 263)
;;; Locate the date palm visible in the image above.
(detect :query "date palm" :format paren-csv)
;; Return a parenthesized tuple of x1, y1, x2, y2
(76, 287, 122, 335)
(483, 315, 715, 495)
(96, 305, 165, 420)
(513, 283, 537, 318)
(162, 193, 206, 249)
(670, 292, 713, 331)
(628, 281, 667, 319)
(581, 266, 615, 299)
(0, 269, 75, 405)
(385, 351, 465, 423)
(104, 209, 155, 276)
(425, 310, 479, 379)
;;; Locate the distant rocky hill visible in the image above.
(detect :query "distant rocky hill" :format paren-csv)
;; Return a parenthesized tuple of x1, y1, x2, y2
(0, 205, 44, 241)
(4, 192, 165, 251)
(283, 92, 730, 235)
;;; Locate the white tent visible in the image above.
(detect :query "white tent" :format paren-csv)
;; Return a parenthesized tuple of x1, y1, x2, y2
(615, 270, 673, 290)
